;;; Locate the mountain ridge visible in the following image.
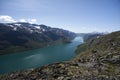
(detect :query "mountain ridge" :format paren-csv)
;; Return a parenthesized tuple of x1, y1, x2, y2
(0, 22, 76, 54)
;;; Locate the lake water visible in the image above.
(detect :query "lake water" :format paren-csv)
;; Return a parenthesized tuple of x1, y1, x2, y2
(0, 37, 83, 74)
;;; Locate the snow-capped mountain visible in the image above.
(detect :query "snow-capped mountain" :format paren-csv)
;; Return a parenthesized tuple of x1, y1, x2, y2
(6, 22, 47, 33)
(0, 22, 76, 54)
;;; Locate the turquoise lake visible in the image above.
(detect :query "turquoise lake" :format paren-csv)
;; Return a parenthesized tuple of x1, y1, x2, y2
(0, 37, 83, 74)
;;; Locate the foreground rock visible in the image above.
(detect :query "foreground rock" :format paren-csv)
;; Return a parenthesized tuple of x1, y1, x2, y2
(0, 31, 120, 80)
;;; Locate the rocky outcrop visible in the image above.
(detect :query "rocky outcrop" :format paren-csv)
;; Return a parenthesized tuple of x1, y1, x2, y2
(72, 31, 120, 79)
(0, 31, 120, 80)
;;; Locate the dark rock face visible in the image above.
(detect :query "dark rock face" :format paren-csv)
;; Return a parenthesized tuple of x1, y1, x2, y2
(0, 31, 120, 80)
(0, 22, 76, 54)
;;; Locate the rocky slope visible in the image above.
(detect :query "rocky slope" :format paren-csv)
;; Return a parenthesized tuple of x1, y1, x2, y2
(0, 31, 120, 80)
(0, 22, 76, 54)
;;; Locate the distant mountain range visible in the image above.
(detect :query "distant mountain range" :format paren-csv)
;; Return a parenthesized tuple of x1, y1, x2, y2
(0, 22, 76, 54)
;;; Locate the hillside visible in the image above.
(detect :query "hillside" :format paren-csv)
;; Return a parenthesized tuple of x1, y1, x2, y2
(75, 32, 104, 54)
(0, 22, 76, 54)
(0, 31, 120, 80)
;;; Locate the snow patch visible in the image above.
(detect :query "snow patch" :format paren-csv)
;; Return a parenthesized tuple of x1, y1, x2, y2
(13, 27, 17, 31)
(29, 29, 33, 33)
(35, 26, 40, 29)
(14, 24, 21, 26)
(9, 25, 14, 28)
(42, 29, 45, 32)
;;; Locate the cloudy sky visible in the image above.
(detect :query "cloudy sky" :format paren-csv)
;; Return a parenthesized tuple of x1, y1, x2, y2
(0, 0, 120, 33)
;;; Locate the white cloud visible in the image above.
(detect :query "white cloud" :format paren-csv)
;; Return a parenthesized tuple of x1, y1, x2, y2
(28, 19, 37, 24)
(0, 15, 37, 24)
(19, 19, 37, 24)
(19, 19, 27, 22)
(0, 15, 16, 23)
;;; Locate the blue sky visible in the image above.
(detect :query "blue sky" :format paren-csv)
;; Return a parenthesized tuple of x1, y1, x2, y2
(0, 0, 120, 33)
